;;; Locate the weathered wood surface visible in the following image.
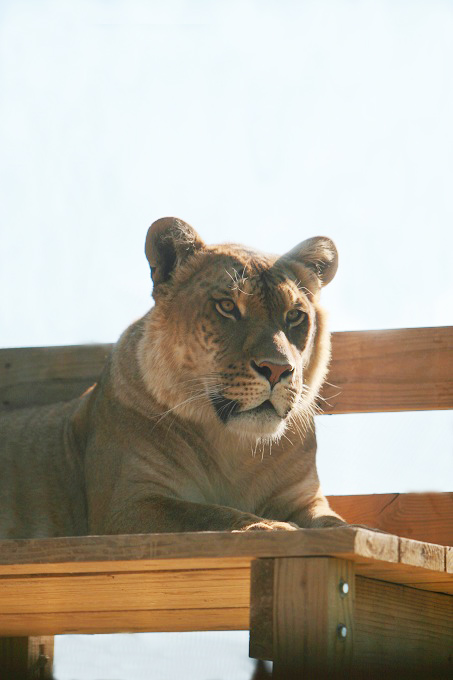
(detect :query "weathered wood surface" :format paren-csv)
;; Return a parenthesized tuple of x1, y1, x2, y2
(0, 566, 251, 636)
(328, 492, 453, 546)
(1, 327, 451, 413)
(324, 326, 453, 413)
(353, 576, 453, 679)
(250, 560, 453, 678)
(272, 557, 354, 679)
(0, 528, 451, 636)
(0, 527, 401, 569)
(0, 343, 111, 411)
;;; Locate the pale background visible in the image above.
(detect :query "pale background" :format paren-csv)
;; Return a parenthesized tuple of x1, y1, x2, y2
(1, 1, 452, 678)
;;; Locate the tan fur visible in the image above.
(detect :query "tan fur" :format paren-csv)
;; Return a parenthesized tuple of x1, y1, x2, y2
(0, 218, 344, 538)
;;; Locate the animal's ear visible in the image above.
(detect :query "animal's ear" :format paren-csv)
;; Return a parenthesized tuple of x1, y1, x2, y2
(284, 236, 338, 287)
(145, 217, 205, 287)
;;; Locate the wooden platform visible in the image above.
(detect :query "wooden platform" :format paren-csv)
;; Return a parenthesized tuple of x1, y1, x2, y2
(0, 525, 452, 678)
(1, 326, 452, 677)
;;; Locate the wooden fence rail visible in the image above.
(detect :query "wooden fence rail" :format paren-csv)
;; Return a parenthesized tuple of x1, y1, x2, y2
(1, 326, 452, 414)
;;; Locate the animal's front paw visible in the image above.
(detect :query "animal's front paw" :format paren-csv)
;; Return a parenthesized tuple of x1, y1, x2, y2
(232, 520, 299, 532)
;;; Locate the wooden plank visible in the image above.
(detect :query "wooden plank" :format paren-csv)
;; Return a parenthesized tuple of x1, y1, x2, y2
(1, 558, 450, 637)
(1, 327, 452, 413)
(353, 576, 453, 679)
(0, 527, 399, 571)
(350, 531, 452, 594)
(0, 528, 450, 591)
(352, 558, 453, 594)
(322, 326, 453, 413)
(0, 530, 449, 632)
(0, 527, 392, 571)
(0, 530, 450, 638)
(0, 636, 54, 680)
(250, 567, 453, 678)
(0, 567, 250, 615)
(0, 608, 249, 636)
(272, 557, 354, 679)
(0, 556, 252, 576)
(399, 536, 446, 571)
(0, 343, 111, 411)
(328, 492, 453, 546)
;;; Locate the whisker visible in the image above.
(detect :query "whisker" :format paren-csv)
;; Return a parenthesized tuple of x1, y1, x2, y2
(151, 392, 208, 425)
(324, 380, 340, 390)
(281, 433, 294, 446)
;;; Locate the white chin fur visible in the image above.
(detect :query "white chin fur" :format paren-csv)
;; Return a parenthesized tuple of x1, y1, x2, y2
(226, 411, 287, 441)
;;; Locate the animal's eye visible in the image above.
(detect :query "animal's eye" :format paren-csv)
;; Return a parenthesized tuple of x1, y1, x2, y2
(286, 309, 306, 327)
(216, 299, 239, 319)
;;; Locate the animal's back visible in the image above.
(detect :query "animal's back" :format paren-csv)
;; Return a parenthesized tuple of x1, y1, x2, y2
(0, 400, 88, 538)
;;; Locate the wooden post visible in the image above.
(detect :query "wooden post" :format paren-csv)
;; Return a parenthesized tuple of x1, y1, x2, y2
(250, 556, 453, 678)
(0, 636, 54, 679)
(250, 557, 354, 679)
(272, 557, 354, 679)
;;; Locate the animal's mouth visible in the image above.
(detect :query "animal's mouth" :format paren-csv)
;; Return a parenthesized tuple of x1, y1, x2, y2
(211, 395, 281, 423)
(247, 399, 278, 416)
(210, 395, 240, 423)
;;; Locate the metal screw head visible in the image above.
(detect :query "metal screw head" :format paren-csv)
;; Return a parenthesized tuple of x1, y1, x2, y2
(337, 624, 348, 639)
(339, 580, 349, 596)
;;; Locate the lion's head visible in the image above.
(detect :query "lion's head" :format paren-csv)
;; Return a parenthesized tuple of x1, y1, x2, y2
(138, 217, 337, 444)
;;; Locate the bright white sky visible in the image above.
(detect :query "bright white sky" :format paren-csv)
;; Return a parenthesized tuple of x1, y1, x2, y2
(1, 1, 452, 678)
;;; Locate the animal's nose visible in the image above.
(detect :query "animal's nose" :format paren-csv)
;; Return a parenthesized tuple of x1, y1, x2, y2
(251, 360, 294, 388)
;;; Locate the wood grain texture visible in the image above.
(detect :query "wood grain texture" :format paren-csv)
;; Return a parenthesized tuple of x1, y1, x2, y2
(322, 326, 453, 413)
(0, 529, 451, 637)
(0, 567, 251, 635)
(0, 527, 382, 573)
(327, 492, 453, 546)
(352, 557, 453, 594)
(0, 609, 250, 636)
(353, 576, 453, 679)
(250, 565, 453, 678)
(0, 567, 250, 614)
(0, 527, 398, 571)
(0, 556, 252, 576)
(0, 527, 449, 593)
(0, 343, 111, 411)
(1, 327, 451, 413)
(272, 558, 354, 679)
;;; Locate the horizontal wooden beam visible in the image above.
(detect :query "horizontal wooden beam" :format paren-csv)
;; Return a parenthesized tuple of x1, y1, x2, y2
(353, 576, 453, 678)
(0, 343, 111, 411)
(0, 527, 450, 636)
(0, 527, 396, 570)
(0, 527, 450, 584)
(0, 567, 250, 615)
(327, 492, 453, 546)
(0, 327, 451, 413)
(323, 326, 453, 414)
(0, 608, 250, 637)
